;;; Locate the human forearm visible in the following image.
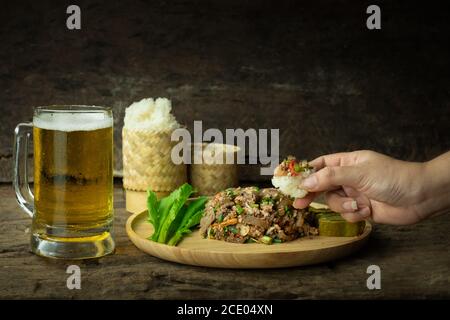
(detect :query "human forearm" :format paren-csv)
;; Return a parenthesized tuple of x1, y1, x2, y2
(417, 151, 450, 220)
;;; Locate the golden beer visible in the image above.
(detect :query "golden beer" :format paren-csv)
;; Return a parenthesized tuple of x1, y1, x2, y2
(33, 126, 113, 237)
(13, 106, 115, 259)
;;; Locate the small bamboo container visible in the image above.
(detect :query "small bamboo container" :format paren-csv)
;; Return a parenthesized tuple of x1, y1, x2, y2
(189, 143, 239, 196)
(123, 128, 187, 212)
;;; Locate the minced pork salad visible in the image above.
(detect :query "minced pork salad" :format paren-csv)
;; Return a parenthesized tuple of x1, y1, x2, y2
(200, 187, 318, 244)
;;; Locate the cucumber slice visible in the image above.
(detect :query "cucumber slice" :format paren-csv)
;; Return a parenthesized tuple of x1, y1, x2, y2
(318, 215, 365, 237)
(309, 207, 365, 237)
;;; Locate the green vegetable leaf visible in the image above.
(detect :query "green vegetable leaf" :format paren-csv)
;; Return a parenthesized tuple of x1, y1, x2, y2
(157, 183, 194, 243)
(166, 205, 187, 242)
(167, 210, 204, 246)
(184, 210, 205, 229)
(179, 197, 208, 229)
(167, 229, 192, 246)
(147, 189, 159, 230)
(150, 190, 177, 241)
(146, 183, 207, 246)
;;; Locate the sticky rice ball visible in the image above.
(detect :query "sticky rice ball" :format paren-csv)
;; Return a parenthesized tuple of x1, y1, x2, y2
(271, 156, 314, 198)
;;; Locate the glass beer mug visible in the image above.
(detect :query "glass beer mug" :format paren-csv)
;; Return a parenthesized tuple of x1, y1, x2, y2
(13, 105, 115, 259)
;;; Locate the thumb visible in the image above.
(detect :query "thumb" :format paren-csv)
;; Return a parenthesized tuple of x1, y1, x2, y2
(301, 166, 362, 192)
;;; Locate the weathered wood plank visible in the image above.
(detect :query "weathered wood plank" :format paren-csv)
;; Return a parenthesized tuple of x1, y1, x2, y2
(1, 0, 449, 181)
(0, 183, 448, 299)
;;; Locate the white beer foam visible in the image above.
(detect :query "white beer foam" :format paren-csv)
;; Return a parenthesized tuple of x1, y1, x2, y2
(34, 112, 112, 132)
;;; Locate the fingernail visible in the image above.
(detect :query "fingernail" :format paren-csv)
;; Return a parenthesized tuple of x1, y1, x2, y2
(342, 200, 358, 211)
(356, 207, 371, 217)
(293, 199, 303, 209)
(301, 175, 317, 190)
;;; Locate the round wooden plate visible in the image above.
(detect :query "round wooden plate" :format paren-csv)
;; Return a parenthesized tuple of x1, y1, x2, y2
(126, 203, 372, 269)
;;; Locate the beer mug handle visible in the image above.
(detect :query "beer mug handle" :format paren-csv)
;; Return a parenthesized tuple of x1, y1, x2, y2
(13, 122, 34, 217)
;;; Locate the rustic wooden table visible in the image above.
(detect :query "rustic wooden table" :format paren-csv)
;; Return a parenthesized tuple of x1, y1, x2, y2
(1, 183, 448, 299)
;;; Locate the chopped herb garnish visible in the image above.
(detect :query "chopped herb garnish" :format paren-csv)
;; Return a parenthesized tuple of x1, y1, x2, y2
(223, 226, 229, 233)
(260, 236, 273, 245)
(285, 205, 292, 217)
(207, 227, 215, 238)
(225, 188, 235, 197)
(250, 203, 259, 208)
(273, 238, 283, 244)
(261, 197, 275, 205)
(236, 205, 244, 215)
(229, 226, 238, 234)
(217, 214, 224, 223)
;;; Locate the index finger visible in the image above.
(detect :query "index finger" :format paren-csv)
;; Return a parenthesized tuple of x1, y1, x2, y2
(292, 192, 316, 209)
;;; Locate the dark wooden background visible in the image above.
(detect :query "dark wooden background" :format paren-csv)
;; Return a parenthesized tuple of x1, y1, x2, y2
(1, 0, 449, 182)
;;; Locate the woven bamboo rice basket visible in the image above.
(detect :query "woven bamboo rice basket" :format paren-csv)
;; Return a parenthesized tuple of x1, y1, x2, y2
(122, 128, 187, 193)
(189, 143, 239, 196)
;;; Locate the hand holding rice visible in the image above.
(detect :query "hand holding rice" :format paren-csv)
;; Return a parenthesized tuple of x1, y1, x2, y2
(271, 156, 314, 198)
